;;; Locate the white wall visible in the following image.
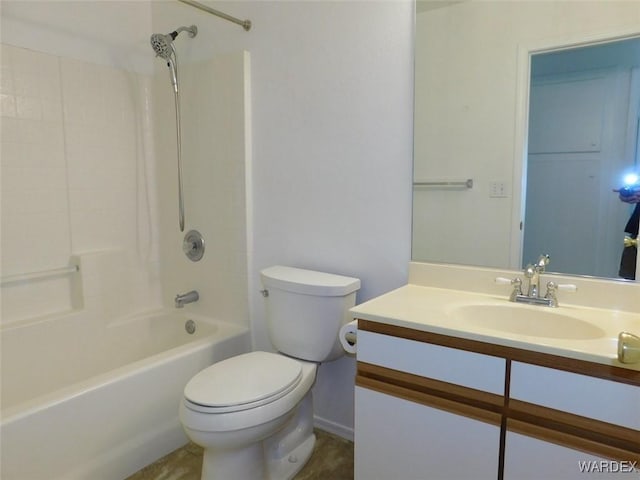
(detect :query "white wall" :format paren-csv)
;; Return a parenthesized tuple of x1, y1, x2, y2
(246, 1, 414, 437)
(151, 0, 415, 437)
(414, 1, 640, 269)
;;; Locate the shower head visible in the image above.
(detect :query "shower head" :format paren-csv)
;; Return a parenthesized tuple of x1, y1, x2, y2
(150, 33, 174, 60)
(150, 25, 198, 59)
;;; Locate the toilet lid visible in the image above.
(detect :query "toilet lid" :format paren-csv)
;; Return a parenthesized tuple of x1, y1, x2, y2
(184, 351, 303, 413)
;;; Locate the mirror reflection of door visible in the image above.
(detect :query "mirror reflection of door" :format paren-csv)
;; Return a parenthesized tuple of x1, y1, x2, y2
(523, 39, 640, 278)
(629, 94, 640, 281)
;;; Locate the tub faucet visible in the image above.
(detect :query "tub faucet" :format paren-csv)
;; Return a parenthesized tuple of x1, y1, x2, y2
(175, 290, 199, 308)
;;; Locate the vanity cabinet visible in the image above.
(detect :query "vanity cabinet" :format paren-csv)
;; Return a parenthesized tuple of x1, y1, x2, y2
(354, 320, 640, 480)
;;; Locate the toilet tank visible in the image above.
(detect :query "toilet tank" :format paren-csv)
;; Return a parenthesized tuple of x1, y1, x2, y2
(260, 266, 361, 362)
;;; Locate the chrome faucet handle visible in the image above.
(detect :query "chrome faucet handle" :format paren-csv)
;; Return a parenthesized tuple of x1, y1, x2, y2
(544, 282, 558, 307)
(544, 281, 577, 308)
(536, 254, 550, 270)
(495, 277, 522, 301)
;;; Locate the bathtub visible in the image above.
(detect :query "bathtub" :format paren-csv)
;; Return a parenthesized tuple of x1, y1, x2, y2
(0, 309, 250, 480)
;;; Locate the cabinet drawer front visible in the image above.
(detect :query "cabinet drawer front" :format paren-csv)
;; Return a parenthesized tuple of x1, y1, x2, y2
(510, 362, 640, 429)
(357, 330, 506, 394)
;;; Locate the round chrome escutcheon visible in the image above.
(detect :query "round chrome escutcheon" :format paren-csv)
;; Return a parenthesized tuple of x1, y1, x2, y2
(183, 230, 205, 262)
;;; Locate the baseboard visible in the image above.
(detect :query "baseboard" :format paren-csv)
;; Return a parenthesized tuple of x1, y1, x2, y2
(313, 415, 354, 442)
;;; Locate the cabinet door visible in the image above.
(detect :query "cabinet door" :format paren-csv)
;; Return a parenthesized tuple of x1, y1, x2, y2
(355, 386, 500, 480)
(504, 430, 639, 479)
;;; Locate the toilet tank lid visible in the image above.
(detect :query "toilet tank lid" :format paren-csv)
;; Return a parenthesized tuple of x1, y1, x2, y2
(260, 265, 360, 297)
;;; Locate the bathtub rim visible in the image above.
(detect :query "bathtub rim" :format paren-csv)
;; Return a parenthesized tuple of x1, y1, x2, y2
(1, 312, 248, 423)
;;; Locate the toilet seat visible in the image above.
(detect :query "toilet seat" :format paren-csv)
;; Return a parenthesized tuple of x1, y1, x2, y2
(184, 351, 303, 414)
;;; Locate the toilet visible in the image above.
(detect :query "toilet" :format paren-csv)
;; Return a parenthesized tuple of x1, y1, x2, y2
(179, 265, 360, 480)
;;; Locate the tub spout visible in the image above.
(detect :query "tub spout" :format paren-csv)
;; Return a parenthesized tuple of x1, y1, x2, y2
(175, 290, 199, 308)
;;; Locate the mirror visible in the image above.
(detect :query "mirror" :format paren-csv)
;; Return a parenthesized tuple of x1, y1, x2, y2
(413, 1, 640, 281)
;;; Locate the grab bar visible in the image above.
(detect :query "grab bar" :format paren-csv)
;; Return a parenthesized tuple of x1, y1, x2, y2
(413, 179, 473, 188)
(1, 265, 79, 286)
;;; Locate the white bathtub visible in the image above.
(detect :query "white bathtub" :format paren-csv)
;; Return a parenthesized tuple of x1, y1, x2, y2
(0, 309, 250, 479)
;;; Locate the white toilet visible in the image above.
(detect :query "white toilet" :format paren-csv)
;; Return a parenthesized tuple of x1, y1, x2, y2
(179, 265, 360, 480)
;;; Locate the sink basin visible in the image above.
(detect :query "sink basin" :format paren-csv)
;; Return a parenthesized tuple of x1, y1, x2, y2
(452, 304, 606, 340)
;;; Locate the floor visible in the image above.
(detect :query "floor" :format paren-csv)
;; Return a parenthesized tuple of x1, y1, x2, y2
(126, 429, 354, 480)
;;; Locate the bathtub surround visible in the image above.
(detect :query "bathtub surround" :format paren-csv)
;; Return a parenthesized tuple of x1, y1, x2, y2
(0, 43, 162, 325)
(154, 50, 251, 327)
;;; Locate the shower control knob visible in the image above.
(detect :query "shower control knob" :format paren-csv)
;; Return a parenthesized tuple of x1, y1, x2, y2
(183, 230, 205, 262)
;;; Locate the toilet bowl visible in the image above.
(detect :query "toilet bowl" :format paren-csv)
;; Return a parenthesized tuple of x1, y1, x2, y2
(180, 351, 318, 479)
(179, 266, 360, 480)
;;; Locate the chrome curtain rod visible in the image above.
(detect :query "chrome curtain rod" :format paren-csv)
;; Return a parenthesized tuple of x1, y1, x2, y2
(177, 0, 252, 31)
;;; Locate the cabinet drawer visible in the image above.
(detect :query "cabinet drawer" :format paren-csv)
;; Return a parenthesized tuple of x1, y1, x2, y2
(357, 330, 506, 395)
(510, 362, 640, 429)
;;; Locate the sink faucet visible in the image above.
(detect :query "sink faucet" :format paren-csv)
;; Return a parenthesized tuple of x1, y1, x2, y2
(524, 254, 550, 298)
(175, 290, 199, 308)
(496, 254, 576, 307)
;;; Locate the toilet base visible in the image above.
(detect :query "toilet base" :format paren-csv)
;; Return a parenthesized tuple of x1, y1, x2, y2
(202, 442, 265, 479)
(265, 392, 316, 479)
(267, 433, 315, 480)
(196, 392, 316, 480)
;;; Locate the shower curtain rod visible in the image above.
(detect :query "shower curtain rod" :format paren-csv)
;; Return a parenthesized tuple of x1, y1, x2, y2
(177, 0, 252, 31)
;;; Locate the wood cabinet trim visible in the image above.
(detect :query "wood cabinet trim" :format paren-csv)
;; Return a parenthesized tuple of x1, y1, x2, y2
(357, 361, 504, 410)
(356, 374, 503, 427)
(357, 319, 640, 387)
(508, 399, 640, 455)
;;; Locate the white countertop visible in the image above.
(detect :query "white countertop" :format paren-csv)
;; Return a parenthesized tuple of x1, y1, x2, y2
(351, 283, 640, 372)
